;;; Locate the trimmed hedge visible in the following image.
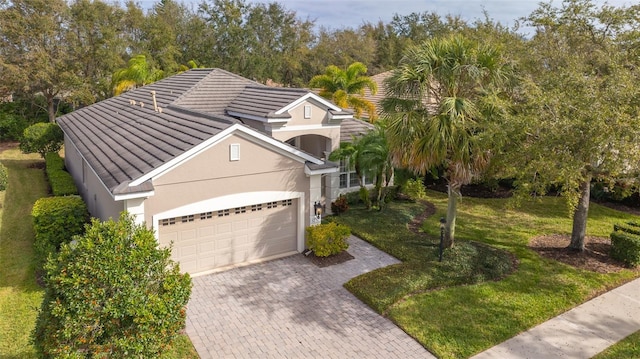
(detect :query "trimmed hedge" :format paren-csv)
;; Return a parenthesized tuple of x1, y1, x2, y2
(44, 152, 78, 196)
(306, 222, 351, 257)
(610, 223, 640, 267)
(32, 196, 88, 268)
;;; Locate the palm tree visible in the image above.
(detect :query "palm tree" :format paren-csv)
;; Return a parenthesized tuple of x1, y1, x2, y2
(112, 55, 165, 95)
(329, 136, 372, 209)
(382, 35, 511, 248)
(359, 124, 394, 209)
(309, 62, 378, 121)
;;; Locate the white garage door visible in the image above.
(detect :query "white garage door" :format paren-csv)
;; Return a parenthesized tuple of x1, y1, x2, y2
(159, 199, 297, 274)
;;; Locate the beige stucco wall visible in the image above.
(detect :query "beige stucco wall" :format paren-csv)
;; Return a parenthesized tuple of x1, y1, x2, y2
(63, 136, 123, 221)
(145, 133, 312, 226)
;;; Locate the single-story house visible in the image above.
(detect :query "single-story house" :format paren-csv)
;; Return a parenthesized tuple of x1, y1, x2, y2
(57, 68, 373, 276)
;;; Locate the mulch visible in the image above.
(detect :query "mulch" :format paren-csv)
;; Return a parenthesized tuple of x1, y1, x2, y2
(305, 250, 355, 268)
(528, 234, 634, 274)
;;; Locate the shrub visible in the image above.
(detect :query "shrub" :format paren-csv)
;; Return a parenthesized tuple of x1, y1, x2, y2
(33, 213, 192, 358)
(610, 230, 640, 267)
(403, 178, 427, 200)
(613, 223, 640, 236)
(0, 112, 28, 141)
(0, 162, 7, 191)
(45, 152, 78, 196)
(19, 122, 63, 158)
(344, 190, 362, 205)
(306, 222, 351, 257)
(331, 194, 349, 215)
(32, 196, 88, 268)
(359, 187, 371, 208)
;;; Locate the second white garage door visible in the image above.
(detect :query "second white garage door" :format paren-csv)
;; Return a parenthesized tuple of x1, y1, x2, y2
(159, 199, 297, 274)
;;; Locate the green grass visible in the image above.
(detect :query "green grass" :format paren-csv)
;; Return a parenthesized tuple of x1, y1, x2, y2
(0, 147, 198, 358)
(594, 330, 640, 359)
(0, 150, 47, 358)
(333, 190, 640, 359)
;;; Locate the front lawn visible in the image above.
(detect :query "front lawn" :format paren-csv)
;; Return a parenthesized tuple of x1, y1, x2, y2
(333, 190, 639, 359)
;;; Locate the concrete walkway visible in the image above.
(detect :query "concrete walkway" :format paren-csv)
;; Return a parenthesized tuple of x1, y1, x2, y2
(472, 278, 640, 359)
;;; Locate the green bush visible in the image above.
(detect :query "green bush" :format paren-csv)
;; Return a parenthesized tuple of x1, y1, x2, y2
(306, 222, 351, 257)
(0, 112, 28, 141)
(613, 223, 640, 236)
(19, 122, 64, 158)
(331, 194, 349, 215)
(403, 178, 427, 200)
(359, 187, 371, 208)
(610, 230, 640, 267)
(32, 196, 88, 268)
(0, 162, 7, 191)
(45, 152, 78, 196)
(33, 213, 192, 358)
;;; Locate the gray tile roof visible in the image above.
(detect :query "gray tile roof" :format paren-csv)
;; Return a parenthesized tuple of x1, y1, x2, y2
(173, 69, 260, 121)
(58, 68, 339, 196)
(58, 69, 249, 194)
(227, 86, 309, 119)
(340, 118, 374, 143)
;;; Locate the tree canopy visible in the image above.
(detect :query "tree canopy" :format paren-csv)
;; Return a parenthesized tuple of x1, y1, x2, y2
(309, 62, 378, 120)
(503, 0, 640, 251)
(382, 35, 513, 247)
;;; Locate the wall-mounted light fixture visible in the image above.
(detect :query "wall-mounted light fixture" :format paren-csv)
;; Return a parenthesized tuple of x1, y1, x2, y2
(314, 201, 322, 219)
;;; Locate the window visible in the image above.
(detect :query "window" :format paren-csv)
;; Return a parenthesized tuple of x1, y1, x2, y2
(161, 218, 176, 226)
(200, 212, 213, 220)
(218, 209, 230, 217)
(281, 199, 292, 207)
(234, 206, 246, 214)
(229, 143, 240, 161)
(181, 215, 194, 223)
(304, 105, 312, 119)
(339, 158, 374, 189)
(266, 201, 277, 209)
(251, 204, 263, 211)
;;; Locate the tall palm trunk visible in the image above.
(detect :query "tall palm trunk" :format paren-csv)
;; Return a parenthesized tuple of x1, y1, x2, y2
(444, 183, 460, 248)
(569, 175, 592, 251)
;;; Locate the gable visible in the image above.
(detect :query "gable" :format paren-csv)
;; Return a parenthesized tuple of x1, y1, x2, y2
(138, 124, 321, 186)
(282, 99, 333, 127)
(154, 132, 307, 186)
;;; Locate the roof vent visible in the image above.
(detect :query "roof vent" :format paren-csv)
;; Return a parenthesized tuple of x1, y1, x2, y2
(140, 102, 145, 108)
(150, 90, 159, 112)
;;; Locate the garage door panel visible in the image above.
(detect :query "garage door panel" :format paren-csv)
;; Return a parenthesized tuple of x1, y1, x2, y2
(198, 226, 214, 237)
(159, 199, 298, 274)
(217, 223, 232, 234)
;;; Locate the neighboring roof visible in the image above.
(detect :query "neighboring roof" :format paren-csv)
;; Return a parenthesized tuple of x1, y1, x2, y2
(363, 71, 392, 115)
(58, 69, 332, 197)
(340, 118, 375, 143)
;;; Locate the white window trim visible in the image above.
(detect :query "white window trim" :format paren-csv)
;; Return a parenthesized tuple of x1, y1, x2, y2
(230, 143, 240, 161)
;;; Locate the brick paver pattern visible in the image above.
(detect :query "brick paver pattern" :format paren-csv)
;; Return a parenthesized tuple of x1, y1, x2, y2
(185, 236, 434, 358)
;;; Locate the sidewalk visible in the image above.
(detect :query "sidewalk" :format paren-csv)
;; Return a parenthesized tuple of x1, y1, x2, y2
(472, 278, 640, 359)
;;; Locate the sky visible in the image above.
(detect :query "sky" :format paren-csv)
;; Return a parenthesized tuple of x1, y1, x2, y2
(138, 0, 633, 36)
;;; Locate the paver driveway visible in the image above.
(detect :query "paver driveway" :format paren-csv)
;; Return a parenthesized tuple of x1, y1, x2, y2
(185, 235, 434, 358)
